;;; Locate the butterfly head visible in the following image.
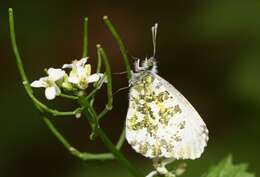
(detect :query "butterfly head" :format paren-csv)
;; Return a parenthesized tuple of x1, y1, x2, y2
(133, 57, 157, 73)
(130, 23, 159, 86)
(129, 57, 157, 86)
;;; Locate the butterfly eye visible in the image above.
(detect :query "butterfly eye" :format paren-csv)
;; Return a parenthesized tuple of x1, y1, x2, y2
(147, 63, 153, 69)
(146, 59, 155, 70)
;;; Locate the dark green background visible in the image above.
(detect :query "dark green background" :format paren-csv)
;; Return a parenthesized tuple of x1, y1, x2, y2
(1, 0, 259, 177)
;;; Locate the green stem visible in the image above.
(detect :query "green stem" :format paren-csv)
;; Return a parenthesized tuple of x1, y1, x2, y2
(82, 17, 88, 58)
(23, 82, 79, 117)
(86, 75, 106, 100)
(103, 16, 132, 80)
(90, 46, 103, 106)
(80, 97, 142, 177)
(82, 97, 142, 177)
(101, 18, 131, 152)
(96, 128, 143, 177)
(60, 93, 78, 100)
(96, 44, 102, 73)
(43, 117, 114, 161)
(9, 8, 32, 92)
(79, 97, 100, 140)
(97, 108, 110, 119)
(97, 45, 113, 113)
(116, 128, 125, 149)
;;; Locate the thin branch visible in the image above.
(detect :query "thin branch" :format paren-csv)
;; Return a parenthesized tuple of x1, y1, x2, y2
(80, 98, 143, 177)
(98, 46, 113, 108)
(92, 46, 126, 150)
(43, 117, 114, 161)
(90, 46, 103, 106)
(82, 17, 88, 58)
(96, 45, 113, 119)
(9, 8, 32, 93)
(101, 18, 132, 153)
(103, 16, 132, 80)
(97, 107, 110, 120)
(86, 75, 106, 100)
(59, 93, 78, 100)
(22, 82, 80, 116)
(79, 96, 100, 140)
(96, 44, 102, 73)
(96, 128, 143, 177)
(116, 128, 126, 150)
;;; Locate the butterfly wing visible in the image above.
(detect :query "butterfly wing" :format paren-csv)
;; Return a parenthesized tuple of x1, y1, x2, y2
(153, 74, 209, 159)
(125, 73, 208, 159)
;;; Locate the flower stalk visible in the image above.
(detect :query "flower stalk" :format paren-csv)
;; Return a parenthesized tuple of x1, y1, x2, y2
(103, 16, 132, 80)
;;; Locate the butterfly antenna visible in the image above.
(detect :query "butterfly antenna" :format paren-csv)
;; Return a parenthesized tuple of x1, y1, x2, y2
(113, 86, 129, 96)
(151, 23, 158, 58)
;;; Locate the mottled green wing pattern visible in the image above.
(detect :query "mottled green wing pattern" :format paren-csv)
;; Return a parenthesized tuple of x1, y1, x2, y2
(125, 72, 208, 159)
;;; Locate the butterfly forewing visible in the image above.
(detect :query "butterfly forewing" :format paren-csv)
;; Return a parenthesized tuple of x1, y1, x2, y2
(126, 72, 208, 159)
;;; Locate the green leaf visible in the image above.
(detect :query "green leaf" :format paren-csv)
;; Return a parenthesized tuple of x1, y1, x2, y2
(202, 156, 255, 177)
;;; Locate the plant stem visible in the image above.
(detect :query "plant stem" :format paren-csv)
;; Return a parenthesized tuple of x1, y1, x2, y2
(116, 128, 125, 149)
(80, 96, 143, 177)
(102, 18, 130, 159)
(97, 45, 113, 112)
(86, 76, 106, 100)
(22, 82, 79, 117)
(96, 128, 143, 177)
(43, 116, 114, 160)
(103, 16, 132, 80)
(9, 8, 32, 93)
(96, 44, 102, 73)
(60, 93, 78, 100)
(82, 17, 88, 58)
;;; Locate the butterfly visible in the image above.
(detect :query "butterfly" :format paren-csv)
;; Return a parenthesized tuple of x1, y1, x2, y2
(125, 24, 209, 176)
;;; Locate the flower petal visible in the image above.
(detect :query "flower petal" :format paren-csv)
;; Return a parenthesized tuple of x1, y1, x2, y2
(47, 68, 65, 81)
(54, 84, 61, 95)
(45, 86, 57, 100)
(62, 64, 73, 69)
(77, 57, 88, 66)
(76, 67, 86, 77)
(84, 64, 91, 76)
(31, 78, 48, 88)
(68, 76, 80, 84)
(88, 73, 104, 83)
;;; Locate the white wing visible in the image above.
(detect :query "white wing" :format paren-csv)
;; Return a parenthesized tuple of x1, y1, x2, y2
(153, 73, 209, 159)
(125, 73, 208, 159)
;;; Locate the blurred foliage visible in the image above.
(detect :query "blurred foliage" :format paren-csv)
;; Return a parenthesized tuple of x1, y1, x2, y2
(202, 156, 255, 177)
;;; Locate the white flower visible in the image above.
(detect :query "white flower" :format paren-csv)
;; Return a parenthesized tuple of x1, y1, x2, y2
(62, 57, 88, 69)
(62, 57, 106, 89)
(31, 68, 65, 100)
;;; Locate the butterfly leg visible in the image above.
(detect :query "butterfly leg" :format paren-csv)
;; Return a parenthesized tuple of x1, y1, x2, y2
(152, 158, 176, 177)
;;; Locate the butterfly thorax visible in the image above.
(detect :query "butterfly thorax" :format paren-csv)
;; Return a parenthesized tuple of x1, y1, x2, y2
(129, 57, 157, 86)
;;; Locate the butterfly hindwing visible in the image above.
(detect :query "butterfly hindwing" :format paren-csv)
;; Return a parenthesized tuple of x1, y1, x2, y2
(154, 74, 209, 159)
(126, 72, 208, 159)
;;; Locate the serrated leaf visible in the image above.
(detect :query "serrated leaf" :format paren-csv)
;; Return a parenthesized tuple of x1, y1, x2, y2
(202, 155, 255, 177)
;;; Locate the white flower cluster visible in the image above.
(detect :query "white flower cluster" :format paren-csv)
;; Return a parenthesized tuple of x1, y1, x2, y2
(31, 57, 106, 100)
